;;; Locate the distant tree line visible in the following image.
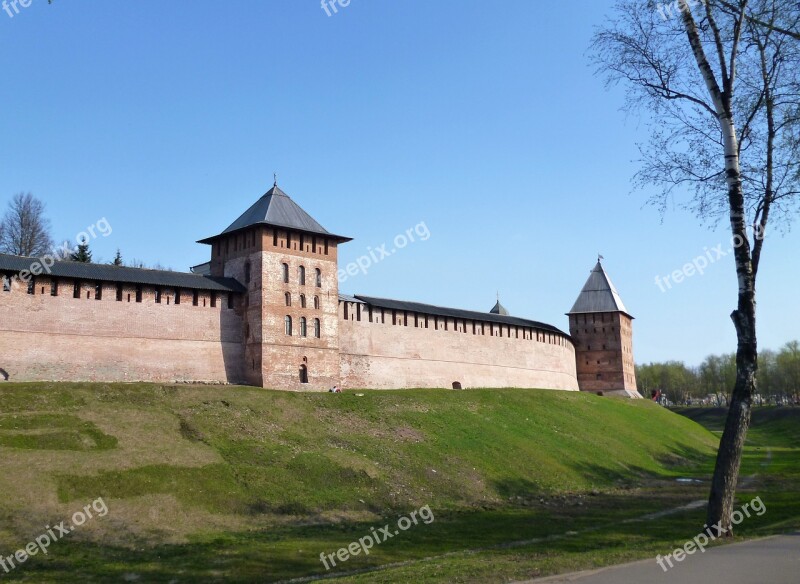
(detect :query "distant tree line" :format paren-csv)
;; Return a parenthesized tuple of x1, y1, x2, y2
(637, 341, 800, 406)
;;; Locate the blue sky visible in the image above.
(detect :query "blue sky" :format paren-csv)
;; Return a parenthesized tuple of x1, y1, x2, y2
(1, 0, 797, 365)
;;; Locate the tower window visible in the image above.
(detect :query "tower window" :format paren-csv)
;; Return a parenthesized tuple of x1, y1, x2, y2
(314, 295, 320, 310)
(285, 292, 292, 307)
(244, 262, 251, 284)
(193, 290, 199, 306)
(211, 292, 217, 308)
(282, 263, 289, 284)
(175, 289, 181, 305)
(314, 318, 321, 338)
(73, 281, 81, 299)
(299, 265, 306, 285)
(300, 317, 307, 337)
(285, 315, 293, 336)
(155, 288, 162, 304)
(300, 294, 306, 308)
(51, 280, 58, 297)
(95, 283, 103, 301)
(136, 286, 143, 303)
(315, 268, 322, 288)
(116, 283, 123, 302)
(27, 277, 35, 295)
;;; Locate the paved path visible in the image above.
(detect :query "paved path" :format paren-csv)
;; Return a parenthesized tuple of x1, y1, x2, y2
(519, 533, 800, 584)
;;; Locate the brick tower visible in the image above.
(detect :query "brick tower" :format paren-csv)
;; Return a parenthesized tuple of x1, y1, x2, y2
(568, 260, 640, 398)
(199, 182, 351, 389)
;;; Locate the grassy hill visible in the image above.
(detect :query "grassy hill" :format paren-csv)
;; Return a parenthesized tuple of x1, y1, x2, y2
(0, 384, 756, 582)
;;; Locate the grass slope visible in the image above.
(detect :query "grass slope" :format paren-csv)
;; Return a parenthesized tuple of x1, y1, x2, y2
(0, 384, 775, 583)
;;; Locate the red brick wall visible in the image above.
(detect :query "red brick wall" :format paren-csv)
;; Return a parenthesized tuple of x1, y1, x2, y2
(0, 276, 245, 384)
(569, 312, 637, 393)
(337, 300, 579, 390)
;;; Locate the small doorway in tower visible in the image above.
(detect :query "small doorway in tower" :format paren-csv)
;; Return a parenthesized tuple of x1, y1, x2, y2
(452, 381, 463, 390)
(299, 365, 309, 384)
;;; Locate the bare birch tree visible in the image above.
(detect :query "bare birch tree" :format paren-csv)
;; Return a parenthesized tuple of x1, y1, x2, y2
(0, 193, 55, 257)
(592, 0, 800, 535)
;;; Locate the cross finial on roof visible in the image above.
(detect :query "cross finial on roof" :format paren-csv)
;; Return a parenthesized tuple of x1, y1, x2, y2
(273, 172, 278, 187)
(598, 254, 604, 263)
(497, 291, 500, 302)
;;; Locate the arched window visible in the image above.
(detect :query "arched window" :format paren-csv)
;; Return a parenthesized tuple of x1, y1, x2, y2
(282, 263, 289, 284)
(315, 268, 322, 288)
(244, 262, 251, 284)
(284, 315, 292, 336)
(314, 296, 320, 310)
(285, 292, 291, 307)
(300, 317, 307, 337)
(299, 265, 306, 285)
(300, 294, 306, 308)
(314, 318, 321, 339)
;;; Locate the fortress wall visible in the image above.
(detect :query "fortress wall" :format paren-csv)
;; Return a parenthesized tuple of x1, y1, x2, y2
(338, 301, 579, 390)
(0, 276, 245, 384)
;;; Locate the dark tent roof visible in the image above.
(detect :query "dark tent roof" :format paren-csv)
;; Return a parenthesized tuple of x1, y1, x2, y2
(348, 294, 569, 336)
(490, 300, 509, 316)
(568, 261, 632, 317)
(0, 253, 244, 293)
(198, 185, 352, 244)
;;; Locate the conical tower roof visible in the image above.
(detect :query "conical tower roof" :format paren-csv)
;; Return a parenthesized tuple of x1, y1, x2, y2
(568, 261, 631, 317)
(490, 300, 509, 316)
(199, 184, 351, 244)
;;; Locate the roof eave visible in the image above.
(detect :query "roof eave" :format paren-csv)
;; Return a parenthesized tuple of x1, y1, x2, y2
(351, 294, 571, 337)
(566, 309, 635, 320)
(197, 222, 353, 245)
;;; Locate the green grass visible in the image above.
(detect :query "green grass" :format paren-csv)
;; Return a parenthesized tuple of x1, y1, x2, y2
(0, 413, 117, 451)
(0, 384, 796, 582)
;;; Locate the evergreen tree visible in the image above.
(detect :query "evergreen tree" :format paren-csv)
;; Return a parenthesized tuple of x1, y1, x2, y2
(112, 249, 123, 266)
(70, 237, 92, 263)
